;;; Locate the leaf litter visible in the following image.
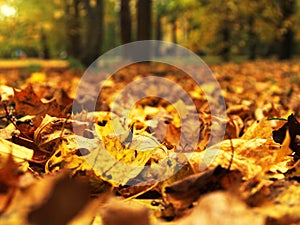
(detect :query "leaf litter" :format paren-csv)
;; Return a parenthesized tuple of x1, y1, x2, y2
(0, 61, 300, 224)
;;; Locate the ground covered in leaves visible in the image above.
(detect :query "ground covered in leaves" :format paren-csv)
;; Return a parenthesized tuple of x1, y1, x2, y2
(0, 61, 300, 225)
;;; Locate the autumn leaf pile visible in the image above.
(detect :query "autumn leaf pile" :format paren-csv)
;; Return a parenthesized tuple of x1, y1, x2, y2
(0, 61, 300, 225)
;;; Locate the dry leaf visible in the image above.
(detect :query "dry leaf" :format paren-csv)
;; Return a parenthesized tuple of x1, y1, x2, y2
(164, 166, 242, 214)
(28, 174, 91, 225)
(0, 137, 33, 170)
(101, 199, 151, 225)
(176, 192, 266, 225)
(14, 85, 71, 118)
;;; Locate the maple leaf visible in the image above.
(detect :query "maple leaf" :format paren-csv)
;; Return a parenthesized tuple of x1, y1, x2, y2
(2, 60, 300, 225)
(14, 84, 72, 118)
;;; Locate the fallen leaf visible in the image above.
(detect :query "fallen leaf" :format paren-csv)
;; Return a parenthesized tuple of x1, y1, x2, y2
(101, 199, 151, 225)
(0, 137, 33, 170)
(14, 84, 71, 118)
(28, 174, 91, 225)
(176, 191, 266, 225)
(0, 154, 21, 214)
(164, 166, 242, 214)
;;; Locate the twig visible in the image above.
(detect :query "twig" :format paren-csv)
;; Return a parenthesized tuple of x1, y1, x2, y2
(123, 181, 159, 201)
(2, 102, 32, 140)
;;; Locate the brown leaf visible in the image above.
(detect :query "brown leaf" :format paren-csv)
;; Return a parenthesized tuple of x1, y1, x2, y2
(28, 174, 91, 225)
(177, 192, 266, 225)
(101, 199, 151, 225)
(0, 154, 20, 213)
(0, 137, 33, 170)
(164, 166, 242, 214)
(14, 84, 71, 118)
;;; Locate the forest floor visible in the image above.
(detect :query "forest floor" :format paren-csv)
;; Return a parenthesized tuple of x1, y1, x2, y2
(0, 60, 300, 225)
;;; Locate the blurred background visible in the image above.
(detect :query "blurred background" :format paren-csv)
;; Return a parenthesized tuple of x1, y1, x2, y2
(0, 0, 298, 66)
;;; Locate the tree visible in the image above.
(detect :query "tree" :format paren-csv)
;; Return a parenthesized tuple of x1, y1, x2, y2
(247, 15, 257, 60)
(120, 0, 132, 58)
(0, 0, 59, 58)
(120, 0, 132, 44)
(135, 0, 152, 60)
(238, 0, 261, 60)
(152, 0, 205, 55)
(81, 0, 104, 66)
(136, 0, 152, 41)
(155, 5, 163, 42)
(219, 21, 231, 61)
(278, 0, 296, 60)
(154, 1, 165, 56)
(63, 0, 105, 66)
(216, 1, 235, 62)
(65, 0, 81, 58)
(40, 28, 50, 59)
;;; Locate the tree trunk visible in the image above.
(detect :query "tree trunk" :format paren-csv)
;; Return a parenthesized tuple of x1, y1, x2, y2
(218, 2, 231, 62)
(155, 11, 162, 56)
(65, 0, 81, 58)
(40, 28, 50, 59)
(120, 0, 132, 58)
(248, 15, 257, 60)
(135, 0, 152, 61)
(120, 0, 132, 44)
(155, 13, 162, 41)
(171, 19, 177, 44)
(81, 0, 104, 67)
(137, 0, 152, 41)
(279, 29, 294, 60)
(278, 0, 295, 60)
(220, 25, 230, 62)
(166, 18, 177, 55)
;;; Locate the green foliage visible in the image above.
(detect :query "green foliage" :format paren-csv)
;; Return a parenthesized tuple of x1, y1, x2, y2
(67, 57, 84, 69)
(27, 63, 42, 72)
(0, 0, 299, 61)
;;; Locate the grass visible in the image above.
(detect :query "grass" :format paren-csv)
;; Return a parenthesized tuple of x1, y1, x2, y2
(0, 59, 69, 69)
(0, 55, 298, 71)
